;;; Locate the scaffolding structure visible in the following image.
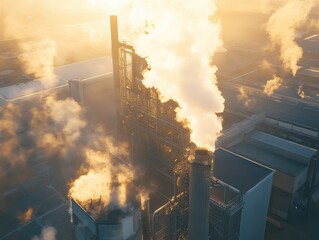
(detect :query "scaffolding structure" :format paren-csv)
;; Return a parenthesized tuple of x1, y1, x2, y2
(209, 179, 243, 240)
(110, 16, 244, 240)
(116, 42, 191, 174)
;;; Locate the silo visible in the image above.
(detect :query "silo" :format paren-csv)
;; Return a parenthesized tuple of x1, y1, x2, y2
(188, 149, 212, 240)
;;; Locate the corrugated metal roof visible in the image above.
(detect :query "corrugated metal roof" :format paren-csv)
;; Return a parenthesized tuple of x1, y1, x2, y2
(248, 130, 317, 165)
(0, 56, 112, 101)
(230, 142, 306, 177)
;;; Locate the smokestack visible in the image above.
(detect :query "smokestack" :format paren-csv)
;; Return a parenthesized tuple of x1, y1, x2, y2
(110, 15, 120, 137)
(188, 149, 212, 240)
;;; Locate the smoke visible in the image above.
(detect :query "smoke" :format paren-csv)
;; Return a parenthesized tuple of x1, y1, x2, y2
(216, 0, 287, 13)
(266, 0, 314, 75)
(18, 39, 57, 87)
(3, 0, 225, 150)
(3, 0, 109, 86)
(298, 85, 306, 99)
(238, 87, 254, 108)
(69, 139, 135, 210)
(0, 103, 25, 177)
(32, 227, 57, 240)
(17, 207, 33, 224)
(29, 95, 87, 157)
(110, 0, 224, 150)
(263, 75, 283, 96)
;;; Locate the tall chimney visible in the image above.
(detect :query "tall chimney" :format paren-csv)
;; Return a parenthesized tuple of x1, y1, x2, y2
(188, 149, 212, 240)
(110, 15, 120, 138)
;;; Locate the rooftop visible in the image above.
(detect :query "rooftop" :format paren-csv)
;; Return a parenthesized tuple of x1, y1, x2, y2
(213, 148, 273, 193)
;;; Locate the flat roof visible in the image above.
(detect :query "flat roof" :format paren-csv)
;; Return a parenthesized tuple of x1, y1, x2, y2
(298, 67, 319, 79)
(213, 148, 273, 193)
(0, 56, 112, 101)
(230, 142, 307, 177)
(249, 131, 316, 163)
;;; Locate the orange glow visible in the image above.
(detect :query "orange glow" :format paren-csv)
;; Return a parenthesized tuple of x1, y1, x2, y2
(17, 208, 33, 224)
(69, 141, 134, 209)
(266, 0, 313, 75)
(3, 0, 225, 150)
(264, 75, 283, 96)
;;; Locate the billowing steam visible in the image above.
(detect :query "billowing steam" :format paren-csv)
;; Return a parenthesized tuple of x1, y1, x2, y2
(263, 75, 283, 96)
(0, 103, 26, 180)
(217, 0, 287, 13)
(3, 0, 109, 86)
(32, 227, 57, 240)
(30, 96, 87, 156)
(2, 0, 224, 224)
(3, 0, 225, 150)
(69, 139, 134, 209)
(18, 39, 57, 87)
(114, 0, 225, 150)
(238, 87, 254, 108)
(266, 0, 314, 75)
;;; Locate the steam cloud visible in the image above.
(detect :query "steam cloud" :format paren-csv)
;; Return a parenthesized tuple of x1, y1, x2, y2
(3, 0, 109, 87)
(3, 0, 225, 150)
(238, 87, 254, 108)
(266, 0, 314, 75)
(69, 139, 135, 209)
(2, 0, 224, 222)
(263, 75, 283, 96)
(32, 227, 57, 240)
(18, 39, 57, 87)
(217, 0, 288, 13)
(30, 96, 87, 157)
(113, 0, 225, 150)
(0, 103, 26, 183)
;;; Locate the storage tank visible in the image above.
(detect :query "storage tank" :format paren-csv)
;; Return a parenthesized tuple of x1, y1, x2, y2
(188, 149, 212, 240)
(71, 192, 142, 240)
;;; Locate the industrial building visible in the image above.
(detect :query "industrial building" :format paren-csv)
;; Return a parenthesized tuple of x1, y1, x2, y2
(1, 11, 319, 240)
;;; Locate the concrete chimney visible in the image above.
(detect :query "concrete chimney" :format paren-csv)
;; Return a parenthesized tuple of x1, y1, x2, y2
(188, 149, 212, 240)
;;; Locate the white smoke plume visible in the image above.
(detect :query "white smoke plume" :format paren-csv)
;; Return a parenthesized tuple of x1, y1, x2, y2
(0, 103, 25, 168)
(238, 87, 254, 108)
(69, 139, 135, 210)
(29, 95, 87, 157)
(264, 75, 283, 96)
(217, 0, 287, 13)
(18, 39, 57, 88)
(113, 0, 225, 150)
(3, 0, 110, 86)
(32, 227, 57, 240)
(4, 0, 225, 150)
(266, 0, 314, 75)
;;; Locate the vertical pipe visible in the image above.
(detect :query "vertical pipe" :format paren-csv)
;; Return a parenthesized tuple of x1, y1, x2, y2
(188, 149, 212, 240)
(110, 15, 120, 138)
(142, 198, 151, 240)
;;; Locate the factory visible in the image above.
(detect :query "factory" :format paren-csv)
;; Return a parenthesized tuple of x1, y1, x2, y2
(1, 7, 319, 240)
(68, 16, 318, 239)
